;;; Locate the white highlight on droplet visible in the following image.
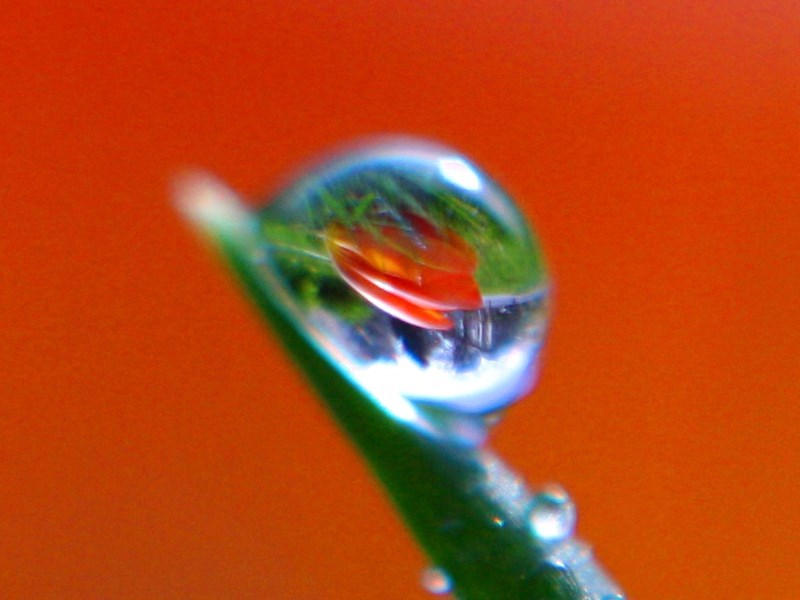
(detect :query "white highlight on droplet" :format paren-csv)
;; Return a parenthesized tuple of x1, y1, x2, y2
(438, 157, 482, 191)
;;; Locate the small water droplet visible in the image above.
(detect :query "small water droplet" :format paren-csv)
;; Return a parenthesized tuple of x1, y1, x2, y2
(421, 566, 452, 595)
(528, 483, 577, 542)
(546, 539, 624, 599)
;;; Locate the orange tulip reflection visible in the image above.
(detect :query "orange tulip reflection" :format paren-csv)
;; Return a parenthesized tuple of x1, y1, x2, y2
(325, 215, 482, 330)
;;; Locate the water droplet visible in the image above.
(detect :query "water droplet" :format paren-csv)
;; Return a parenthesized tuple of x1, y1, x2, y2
(528, 483, 577, 542)
(420, 566, 452, 595)
(546, 539, 624, 599)
(192, 137, 548, 439)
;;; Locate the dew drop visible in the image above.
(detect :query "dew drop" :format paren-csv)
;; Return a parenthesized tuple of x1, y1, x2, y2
(547, 539, 624, 600)
(528, 483, 577, 542)
(208, 137, 549, 438)
(420, 566, 452, 595)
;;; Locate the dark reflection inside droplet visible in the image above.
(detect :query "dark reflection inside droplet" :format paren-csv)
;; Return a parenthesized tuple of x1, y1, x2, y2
(391, 292, 546, 372)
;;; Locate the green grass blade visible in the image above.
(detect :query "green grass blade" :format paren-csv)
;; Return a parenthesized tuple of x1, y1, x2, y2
(176, 177, 620, 600)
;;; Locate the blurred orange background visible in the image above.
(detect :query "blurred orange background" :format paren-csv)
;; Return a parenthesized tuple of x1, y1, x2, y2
(2, 2, 798, 598)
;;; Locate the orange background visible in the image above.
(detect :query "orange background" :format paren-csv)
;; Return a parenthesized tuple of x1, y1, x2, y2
(2, 2, 799, 598)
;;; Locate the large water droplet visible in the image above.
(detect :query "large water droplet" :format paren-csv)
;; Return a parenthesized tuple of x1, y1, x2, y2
(420, 566, 452, 595)
(528, 483, 577, 542)
(179, 137, 549, 442)
(258, 138, 547, 419)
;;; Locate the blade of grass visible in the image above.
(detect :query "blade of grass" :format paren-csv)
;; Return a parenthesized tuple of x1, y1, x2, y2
(176, 175, 621, 600)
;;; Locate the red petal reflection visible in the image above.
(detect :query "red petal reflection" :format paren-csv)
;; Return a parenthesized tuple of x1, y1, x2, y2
(326, 214, 482, 330)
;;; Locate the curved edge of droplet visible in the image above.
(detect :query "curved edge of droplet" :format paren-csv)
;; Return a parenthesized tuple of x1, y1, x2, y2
(172, 170, 487, 448)
(262, 134, 463, 203)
